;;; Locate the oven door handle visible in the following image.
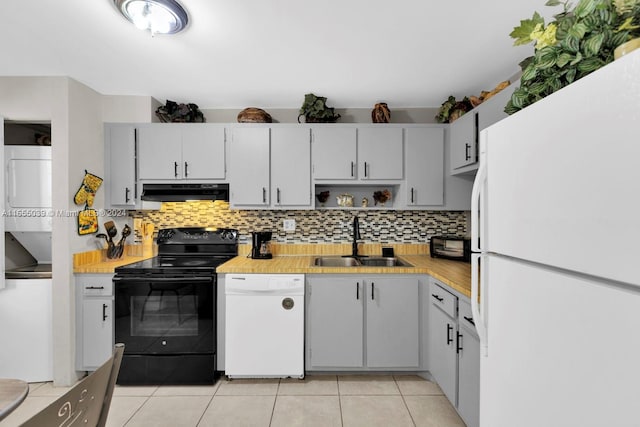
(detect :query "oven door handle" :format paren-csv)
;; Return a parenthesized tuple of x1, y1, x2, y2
(113, 276, 213, 282)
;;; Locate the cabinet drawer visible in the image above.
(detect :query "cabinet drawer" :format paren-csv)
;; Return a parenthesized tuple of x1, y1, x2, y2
(458, 299, 477, 335)
(77, 275, 113, 296)
(430, 281, 456, 318)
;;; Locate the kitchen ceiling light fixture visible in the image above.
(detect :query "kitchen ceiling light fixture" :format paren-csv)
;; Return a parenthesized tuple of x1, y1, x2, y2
(114, 0, 189, 35)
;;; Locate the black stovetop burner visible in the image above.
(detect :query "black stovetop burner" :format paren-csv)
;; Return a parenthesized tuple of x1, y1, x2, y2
(115, 227, 238, 276)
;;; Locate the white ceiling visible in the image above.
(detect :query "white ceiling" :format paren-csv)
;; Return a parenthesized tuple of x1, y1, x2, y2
(1, 0, 554, 109)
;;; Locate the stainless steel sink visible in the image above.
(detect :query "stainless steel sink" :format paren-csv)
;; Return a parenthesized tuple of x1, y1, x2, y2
(312, 256, 413, 267)
(359, 257, 413, 267)
(312, 257, 362, 267)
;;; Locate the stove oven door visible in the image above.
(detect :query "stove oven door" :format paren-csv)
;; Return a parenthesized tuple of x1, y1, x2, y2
(113, 275, 215, 355)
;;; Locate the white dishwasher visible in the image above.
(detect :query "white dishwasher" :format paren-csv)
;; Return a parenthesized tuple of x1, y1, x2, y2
(225, 274, 304, 379)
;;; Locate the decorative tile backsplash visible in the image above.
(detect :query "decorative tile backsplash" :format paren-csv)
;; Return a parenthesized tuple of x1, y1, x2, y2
(130, 201, 467, 244)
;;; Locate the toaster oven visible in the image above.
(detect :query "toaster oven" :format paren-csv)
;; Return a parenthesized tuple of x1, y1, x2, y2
(430, 236, 471, 262)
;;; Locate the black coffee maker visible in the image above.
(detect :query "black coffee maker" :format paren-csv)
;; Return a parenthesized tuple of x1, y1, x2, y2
(251, 231, 273, 259)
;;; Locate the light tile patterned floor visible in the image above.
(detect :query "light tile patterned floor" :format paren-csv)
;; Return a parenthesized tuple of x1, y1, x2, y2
(1, 375, 466, 427)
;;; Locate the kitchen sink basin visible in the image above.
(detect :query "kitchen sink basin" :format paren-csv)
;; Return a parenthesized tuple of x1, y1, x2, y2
(359, 257, 413, 267)
(312, 257, 362, 267)
(312, 256, 413, 267)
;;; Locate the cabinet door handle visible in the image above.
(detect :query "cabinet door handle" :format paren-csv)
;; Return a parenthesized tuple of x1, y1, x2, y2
(102, 303, 108, 321)
(410, 187, 415, 204)
(174, 161, 179, 178)
(447, 324, 453, 345)
(465, 143, 471, 161)
(364, 162, 368, 178)
(431, 293, 444, 302)
(262, 187, 267, 203)
(125, 187, 130, 203)
(184, 162, 189, 177)
(371, 282, 375, 300)
(456, 331, 463, 353)
(356, 282, 359, 300)
(350, 161, 354, 177)
(463, 315, 475, 326)
(277, 188, 281, 204)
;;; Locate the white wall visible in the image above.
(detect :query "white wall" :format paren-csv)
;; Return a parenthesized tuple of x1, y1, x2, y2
(102, 95, 159, 123)
(0, 77, 156, 385)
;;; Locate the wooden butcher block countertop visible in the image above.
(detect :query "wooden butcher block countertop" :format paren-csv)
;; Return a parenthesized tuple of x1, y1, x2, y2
(218, 243, 472, 298)
(73, 243, 471, 298)
(73, 244, 157, 274)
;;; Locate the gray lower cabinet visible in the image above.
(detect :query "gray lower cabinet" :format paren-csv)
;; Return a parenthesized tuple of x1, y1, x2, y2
(428, 281, 458, 402)
(75, 274, 114, 371)
(457, 300, 480, 427)
(428, 279, 480, 427)
(306, 275, 420, 370)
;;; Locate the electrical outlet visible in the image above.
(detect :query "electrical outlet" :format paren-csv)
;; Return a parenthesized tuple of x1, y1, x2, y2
(283, 219, 296, 232)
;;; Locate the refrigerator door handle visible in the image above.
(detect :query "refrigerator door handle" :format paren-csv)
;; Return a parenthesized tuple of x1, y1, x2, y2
(471, 253, 488, 356)
(471, 131, 487, 252)
(471, 156, 487, 253)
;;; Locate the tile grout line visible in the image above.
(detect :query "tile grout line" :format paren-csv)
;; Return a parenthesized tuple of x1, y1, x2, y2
(122, 393, 155, 427)
(267, 379, 281, 427)
(336, 376, 345, 427)
(394, 376, 418, 427)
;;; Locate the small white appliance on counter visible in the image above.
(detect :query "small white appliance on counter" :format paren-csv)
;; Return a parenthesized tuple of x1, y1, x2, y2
(225, 274, 305, 379)
(470, 53, 640, 426)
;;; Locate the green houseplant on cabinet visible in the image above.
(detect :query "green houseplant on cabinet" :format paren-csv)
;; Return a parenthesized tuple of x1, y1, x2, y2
(506, 0, 640, 114)
(298, 93, 341, 123)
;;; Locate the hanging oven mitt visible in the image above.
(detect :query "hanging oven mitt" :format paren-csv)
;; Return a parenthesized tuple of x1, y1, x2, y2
(74, 170, 103, 207)
(78, 206, 99, 235)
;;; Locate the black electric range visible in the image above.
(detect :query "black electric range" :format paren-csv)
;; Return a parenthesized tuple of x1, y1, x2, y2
(113, 227, 238, 385)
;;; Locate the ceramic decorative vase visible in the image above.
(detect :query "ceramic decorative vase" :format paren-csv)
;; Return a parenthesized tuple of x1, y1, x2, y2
(336, 194, 354, 207)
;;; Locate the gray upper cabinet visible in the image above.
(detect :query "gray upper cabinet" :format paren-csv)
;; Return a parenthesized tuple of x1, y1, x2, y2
(105, 124, 136, 208)
(312, 127, 403, 181)
(138, 124, 225, 180)
(229, 127, 270, 207)
(450, 110, 477, 172)
(357, 127, 403, 180)
(450, 83, 516, 175)
(405, 127, 444, 206)
(312, 127, 357, 180)
(271, 127, 312, 208)
(181, 125, 226, 180)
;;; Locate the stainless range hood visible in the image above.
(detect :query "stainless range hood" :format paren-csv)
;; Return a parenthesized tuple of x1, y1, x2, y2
(140, 183, 229, 202)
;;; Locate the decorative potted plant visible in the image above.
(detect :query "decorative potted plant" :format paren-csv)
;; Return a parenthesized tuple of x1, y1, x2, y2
(298, 93, 341, 123)
(506, 0, 640, 114)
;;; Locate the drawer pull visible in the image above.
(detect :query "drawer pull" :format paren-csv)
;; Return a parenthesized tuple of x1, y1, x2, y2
(431, 293, 444, 302)
(86, 286, 105, 290)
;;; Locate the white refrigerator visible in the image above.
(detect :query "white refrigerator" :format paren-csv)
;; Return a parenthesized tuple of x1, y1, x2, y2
(470, 50, 640, 427)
